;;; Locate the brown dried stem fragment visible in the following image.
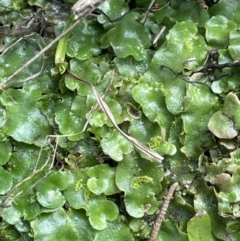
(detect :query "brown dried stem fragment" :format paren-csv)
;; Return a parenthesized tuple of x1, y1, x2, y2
(149, 182, 178, 241)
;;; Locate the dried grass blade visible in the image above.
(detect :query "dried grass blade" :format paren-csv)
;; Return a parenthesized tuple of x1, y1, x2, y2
(69, 74, 164, 163)
(91, 84, 164, 162)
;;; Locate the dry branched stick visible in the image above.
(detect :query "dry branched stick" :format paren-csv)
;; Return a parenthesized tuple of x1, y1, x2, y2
(2, 0, 106, 86)
(2, 19, 81, 85)
(1, 55, 44, 96)
(149, 182, 178, 241)
(0, 36, 45, 103)
(12, 138, 59, 202)
(140, 0, 156, 24)
(1, 136, 58, 210)
(1, 36, 45, 90)
(141, 1, 170, 24)
(0, 37, 23, 57)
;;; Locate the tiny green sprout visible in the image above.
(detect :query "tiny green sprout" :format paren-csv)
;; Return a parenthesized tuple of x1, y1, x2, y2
(84, 187, 96, 202)
(75, 179, 84, 191)
(131, 176, 153, 189)
(55, 14, 76, 74)
(12, 0, 27, 10)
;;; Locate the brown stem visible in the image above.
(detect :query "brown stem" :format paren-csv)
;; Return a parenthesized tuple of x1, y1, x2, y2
(149, 182, 178, 241)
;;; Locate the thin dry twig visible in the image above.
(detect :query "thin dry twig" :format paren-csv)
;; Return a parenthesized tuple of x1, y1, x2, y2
(160, 65, 211, 89)
(153, 25, 166, 45)
(140, 0, 156, 24)
(82, 70, 115, 132)
(0, 37, 23, 57)
(2, 58, 44, 90)
(1, 33, 45, 88)
(149, 182, 178, 241)
(2, 18, 80, 85)
(141, 1, 170, 24)
(0, 35, 45, 102)
(0, 136, 58, 210)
